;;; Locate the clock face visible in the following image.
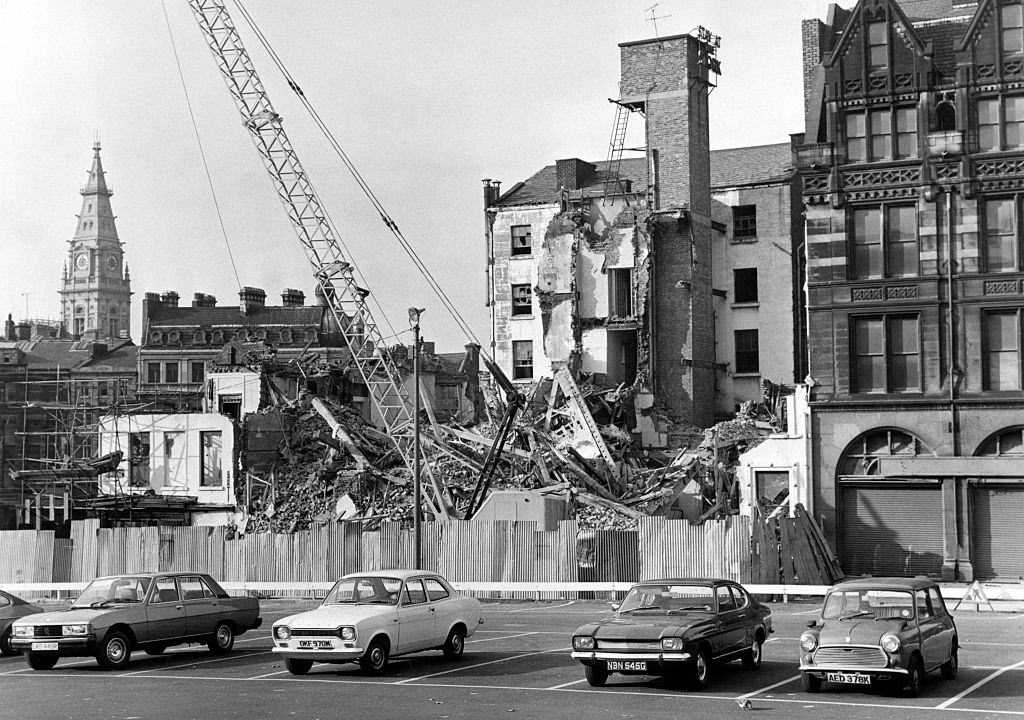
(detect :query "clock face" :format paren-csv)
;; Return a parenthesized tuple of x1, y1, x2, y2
(74, 254, 88, 271)
(107, 255, 118, 272)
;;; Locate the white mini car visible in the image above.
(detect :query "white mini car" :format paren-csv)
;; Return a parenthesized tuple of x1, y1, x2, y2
(272, 570, 484, 675)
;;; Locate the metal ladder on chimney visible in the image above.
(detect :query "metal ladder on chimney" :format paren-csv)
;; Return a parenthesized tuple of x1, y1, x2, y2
(602, 103, 631, 206)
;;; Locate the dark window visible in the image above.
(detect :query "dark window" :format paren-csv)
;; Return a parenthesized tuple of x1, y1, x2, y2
(147, 362, 161, 384)
(190, 362, 205, 383)
(1003, 4, 1023, 60)
(867, 21, 888, 69)
(755, 471, 790, 512)
(853, 315, 920, 393)
(977, 427, 1024, 456)
(846, 108, 917, 162)
(511, 284, 532, 316)
(846, 113, 867, 163)
(733, 268, 758, 303)
(129, 432, 151, 487)
(852, 205, 917, 279)
(511, 225, 532, 256)
(977, 96, 1024, 151)
(153, 577, 179, 604)
(841, 428, 925, 475)
(165, 362, 179, 384)
(439, 384, 460, 412)
(608, 268, 634, 316)
(734, 329, 759, 373)
(984, 198, 1020, 272)
(985, 310, 1022, 390)
(512, 340, 533, 380)
(97, 381, 108, 398)
(895, 108, 918, 159)
(200, 431, 223, 487)
(936, 102, 956, 132)
(870, 109, 892, 160)
(733, 205, 757, 238)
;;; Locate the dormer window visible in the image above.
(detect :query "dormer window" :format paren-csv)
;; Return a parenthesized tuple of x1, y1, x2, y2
(867, 21, 888, 70)
(1002, 4, 1023, 60)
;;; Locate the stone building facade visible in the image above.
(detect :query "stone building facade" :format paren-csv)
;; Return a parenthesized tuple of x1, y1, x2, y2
(798, 0, 1024, 580)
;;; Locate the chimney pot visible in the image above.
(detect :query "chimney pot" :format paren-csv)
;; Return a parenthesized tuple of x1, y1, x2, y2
(160, 291, 180, 308)
(281, 288, 305, 307)
(16, 322, 31, 341)
(239, 286, 266, 315)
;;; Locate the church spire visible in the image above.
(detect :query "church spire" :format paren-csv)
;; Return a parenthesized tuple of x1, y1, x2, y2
(82, 140, 113, 197)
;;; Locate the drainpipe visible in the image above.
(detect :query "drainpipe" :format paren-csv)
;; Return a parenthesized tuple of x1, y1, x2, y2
(946, 191, 959, 456)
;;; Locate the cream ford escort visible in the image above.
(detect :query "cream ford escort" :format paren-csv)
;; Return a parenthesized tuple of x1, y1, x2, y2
(272, 570, 483, 675)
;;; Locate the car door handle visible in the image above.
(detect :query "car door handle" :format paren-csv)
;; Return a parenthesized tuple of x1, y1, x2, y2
(175, 605, 183, 610)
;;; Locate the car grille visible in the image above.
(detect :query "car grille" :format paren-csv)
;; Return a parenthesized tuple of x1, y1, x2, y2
(292, 629, 339, 638)
(596, 640, 662, 651)
(29, 626, 63, 638)
(813, 646, 887, 667)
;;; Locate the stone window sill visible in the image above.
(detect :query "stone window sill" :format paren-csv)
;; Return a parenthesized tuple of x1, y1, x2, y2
(511, 314, 535, 320)
(731, 302, 760, 309)
(733, 372, 762, 378)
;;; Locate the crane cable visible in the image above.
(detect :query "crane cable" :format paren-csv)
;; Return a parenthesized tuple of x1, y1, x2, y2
(231, 1, 490, 360)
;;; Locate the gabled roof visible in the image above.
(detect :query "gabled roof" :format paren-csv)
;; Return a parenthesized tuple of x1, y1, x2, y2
(493, 144, 795, 208)
(899, 0, 978, 22)
(957, 0, 1001, 51)
(825, 0, 929, 68)
(0, 340, 120, 370)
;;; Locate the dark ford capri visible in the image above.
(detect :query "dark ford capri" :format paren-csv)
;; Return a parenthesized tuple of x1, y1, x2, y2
(10, 572, 261, 670)
(0, 590, 44, 656)
(571, 578, 773, 689)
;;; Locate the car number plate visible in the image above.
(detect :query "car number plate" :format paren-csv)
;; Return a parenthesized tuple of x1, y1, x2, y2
(297, 639, 332, 649)
(826, 672, 871, 685)
(606, 660, 647, 672)
(31, 642, 59, 652)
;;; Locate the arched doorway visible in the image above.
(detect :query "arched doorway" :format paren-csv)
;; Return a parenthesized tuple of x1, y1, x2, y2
(837, 428, 944, 577)
(971, 427, 1024, 579)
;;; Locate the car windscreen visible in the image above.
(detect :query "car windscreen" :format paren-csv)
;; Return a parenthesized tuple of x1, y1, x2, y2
(72, 577, 152, 608)
(822, 589, 915, 620)
(617, 584, 715, 614)
(323, 576, 403, 606)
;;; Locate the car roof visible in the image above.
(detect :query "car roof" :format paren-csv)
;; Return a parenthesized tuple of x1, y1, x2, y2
(633, 578, 739, 587)
(93, 572, 212, 581)
(342, 569, 443, 581)
(830, 577, 937, 591)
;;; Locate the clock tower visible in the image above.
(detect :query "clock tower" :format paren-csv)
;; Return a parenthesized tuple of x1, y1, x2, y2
(59, 141, 132, 340)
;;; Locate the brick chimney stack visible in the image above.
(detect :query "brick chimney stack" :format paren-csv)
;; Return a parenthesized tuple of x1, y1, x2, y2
(4, 314, 14, 341)
(191, 293, 217, 308)
(281, 289, 305, 307)
(239, 286, 266, 316)
(160, 291, 180, 308)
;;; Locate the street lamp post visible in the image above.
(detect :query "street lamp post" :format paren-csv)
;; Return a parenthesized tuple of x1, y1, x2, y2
(408, 307, 425, 570)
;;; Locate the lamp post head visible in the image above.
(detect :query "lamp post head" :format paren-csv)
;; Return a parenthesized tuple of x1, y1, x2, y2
(407, 307, 425, 327)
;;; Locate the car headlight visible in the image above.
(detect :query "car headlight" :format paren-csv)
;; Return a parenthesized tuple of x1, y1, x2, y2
(274, 625, 292, 640)
(13, 625, 33, 638)
(661, 637, 683, 651)
(800, 632, 818, 652)
(62, 624, 90, 636)
(573, 635, 595, 650)
(338, 626, 356, 642)
(880, 633, 901, 653)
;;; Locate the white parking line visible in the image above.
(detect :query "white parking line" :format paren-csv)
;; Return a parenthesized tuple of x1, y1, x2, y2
(488, 601, 578, 613)
(117, 649, 271, 676)
(467, 631, 538, 644)
(393, 646, 571, 684)
(547, 677, 587, 689)
(936, 658, 1024, 710)
(736, 674, 800, 701)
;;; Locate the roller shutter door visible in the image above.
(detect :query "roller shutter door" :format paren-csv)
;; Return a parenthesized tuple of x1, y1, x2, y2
(972, 486, 1024, 580)
(839, 484, 945, 577)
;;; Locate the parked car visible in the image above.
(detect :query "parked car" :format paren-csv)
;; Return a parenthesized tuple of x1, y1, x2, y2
(799, 577, 958, 696)
(570, 578, 773, 689)
(271, 570, 484, 675)
(1, 590, 44, 656)
(10, 572, 262, 671)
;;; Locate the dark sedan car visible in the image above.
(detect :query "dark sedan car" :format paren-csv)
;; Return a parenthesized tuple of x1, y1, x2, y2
(571, 578, 773, 689)
(0, 590, 44, 656)
(10, 572, 261, 670)
(799, 577, 958, 697)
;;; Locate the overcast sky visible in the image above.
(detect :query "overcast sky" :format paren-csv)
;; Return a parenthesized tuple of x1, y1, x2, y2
(0, 0, 834, 352)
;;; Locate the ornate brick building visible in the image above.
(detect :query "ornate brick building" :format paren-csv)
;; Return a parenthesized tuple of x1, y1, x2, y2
(798, 0, 1024, 580)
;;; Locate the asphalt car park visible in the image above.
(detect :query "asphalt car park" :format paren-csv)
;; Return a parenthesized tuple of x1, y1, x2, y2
(0, 598, 1022, 720)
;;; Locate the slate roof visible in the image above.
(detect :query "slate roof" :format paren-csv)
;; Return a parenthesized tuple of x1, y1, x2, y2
(77, 342, 138, 372)
(493, 144, 795, 207)
(0, 340, 132, 370)
(899, 0, 977, 22)
(916, 17, 972, 75)
(147, 305, 325, 328)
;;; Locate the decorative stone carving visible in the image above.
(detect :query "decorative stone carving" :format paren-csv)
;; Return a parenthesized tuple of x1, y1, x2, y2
(886, 285, 919, 300)
(983, 279, 1020, 295)
(844, 166, 921, 188)
(852, 287, 884, 302)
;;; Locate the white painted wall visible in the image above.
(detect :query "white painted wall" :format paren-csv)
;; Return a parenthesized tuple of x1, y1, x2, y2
(205, 370, 261, 415)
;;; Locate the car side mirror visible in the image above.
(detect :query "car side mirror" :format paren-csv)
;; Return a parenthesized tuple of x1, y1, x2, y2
(806, 620, 818, 628)
(610, 602, 620, 612)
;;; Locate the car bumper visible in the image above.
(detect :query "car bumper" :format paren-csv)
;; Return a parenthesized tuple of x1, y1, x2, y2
(272, 645, 364, 663)
(799, 664, 908, 676)
(10, 637, 96, 656)
(571, 651, 692, 663)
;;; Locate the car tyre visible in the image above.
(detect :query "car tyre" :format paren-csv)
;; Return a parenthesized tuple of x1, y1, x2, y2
(96, 630, 131, 671)
(904, 655, 924, 698)
(284, 657, 313, 675)
(800, 670, 822, 693)
(940, 644, 958, 680)
(686, 647, 711, 690)
(741, 634, 763, 670)
(360, 638, 389, 675)
(0, 629, 19, 656)
(584, 662, 608, 687)
(26, 653, 59, 670)
(208, 622, 235, 655)
(442, 627, 465, 660)
(144, 645, 167, 656)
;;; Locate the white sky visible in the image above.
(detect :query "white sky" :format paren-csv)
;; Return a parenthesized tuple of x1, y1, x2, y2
(0, 0, 835, 352)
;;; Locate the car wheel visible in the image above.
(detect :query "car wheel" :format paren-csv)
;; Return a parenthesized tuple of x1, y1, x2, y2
(941, 644, 958, 680)
(0, 629, 19, 656)
(144, 645, 167, 656)
(686, 647, 711, 690)
(904, 655, 924, 698)
(741, 634, 763, 670)
(584, 662, 608, 687)
(96, 631, 131, 671)
(284, 657, 313, 675)
(360, 638, 389, 675)
(26, 653, 59, 671)
(207, 622, 235, 655)
(800, 670, 822, 693)
(442, 628, 465, 660)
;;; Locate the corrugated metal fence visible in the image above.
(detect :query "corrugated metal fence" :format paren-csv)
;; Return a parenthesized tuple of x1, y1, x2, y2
(0, 517, 752, 597)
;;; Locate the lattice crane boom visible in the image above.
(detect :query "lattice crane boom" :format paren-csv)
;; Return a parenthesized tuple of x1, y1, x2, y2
(187, 0, 452, 518)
